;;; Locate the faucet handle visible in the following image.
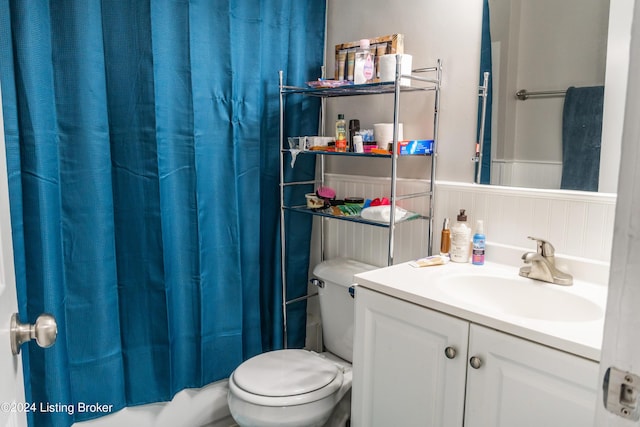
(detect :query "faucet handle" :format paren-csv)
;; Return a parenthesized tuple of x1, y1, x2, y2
(527, 236, 555, 257)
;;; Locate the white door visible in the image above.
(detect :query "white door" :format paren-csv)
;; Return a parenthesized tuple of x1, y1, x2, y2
(0, 86, 28, 427)
(596, 0, 640, 425)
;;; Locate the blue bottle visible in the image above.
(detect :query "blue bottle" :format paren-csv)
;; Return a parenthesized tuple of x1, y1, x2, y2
(472, 220, 485, 265)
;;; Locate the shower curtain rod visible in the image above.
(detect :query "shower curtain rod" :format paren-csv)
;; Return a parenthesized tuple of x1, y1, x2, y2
(515, 88, 566, 101)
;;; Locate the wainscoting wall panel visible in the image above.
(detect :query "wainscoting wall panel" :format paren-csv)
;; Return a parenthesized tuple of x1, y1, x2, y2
(434, 181, 616, 263)
(316, 175, 615, 267)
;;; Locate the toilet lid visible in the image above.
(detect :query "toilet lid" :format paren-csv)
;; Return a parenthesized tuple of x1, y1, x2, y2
(233, 349, 340, 397)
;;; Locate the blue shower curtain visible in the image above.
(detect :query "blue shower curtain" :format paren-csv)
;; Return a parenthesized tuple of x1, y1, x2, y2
(0, 1, 324, 426)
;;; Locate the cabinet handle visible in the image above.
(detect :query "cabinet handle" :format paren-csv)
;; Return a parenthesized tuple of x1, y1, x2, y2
(469, 356, 483, 369)
(444, 346, 457, 359)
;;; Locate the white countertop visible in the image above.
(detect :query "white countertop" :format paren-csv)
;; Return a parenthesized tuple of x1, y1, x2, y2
(354, 260, 607, 361)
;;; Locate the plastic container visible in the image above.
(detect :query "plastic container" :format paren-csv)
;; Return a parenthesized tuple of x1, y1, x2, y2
(472, 220, 485, 265)
(305, 193, 324, 209)
(352, 134, 364, 153)
(450, 209, 471, 263)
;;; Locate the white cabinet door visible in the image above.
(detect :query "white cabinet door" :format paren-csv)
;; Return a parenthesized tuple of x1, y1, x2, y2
(0, 90, 28, 427)
(352, 287, 469, 427)
(464, 324, 599, 427)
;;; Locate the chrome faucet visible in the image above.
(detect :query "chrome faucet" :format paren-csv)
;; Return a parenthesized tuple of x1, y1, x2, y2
(519, 237, 573, 286)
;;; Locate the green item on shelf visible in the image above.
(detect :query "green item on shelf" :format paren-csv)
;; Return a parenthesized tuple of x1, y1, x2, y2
(338, 203, 363, 216)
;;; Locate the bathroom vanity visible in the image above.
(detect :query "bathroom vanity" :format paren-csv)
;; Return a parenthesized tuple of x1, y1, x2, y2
(351, 258, 606, 427)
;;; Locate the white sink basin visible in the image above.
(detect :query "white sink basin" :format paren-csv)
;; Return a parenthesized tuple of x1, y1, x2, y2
(436, 273, 604, 322)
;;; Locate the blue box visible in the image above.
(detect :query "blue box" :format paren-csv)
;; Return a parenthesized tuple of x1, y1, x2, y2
(398, 139, 433, 155)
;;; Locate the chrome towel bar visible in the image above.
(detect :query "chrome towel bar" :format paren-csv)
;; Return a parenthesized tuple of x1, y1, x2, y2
(516, 89, 567, 101)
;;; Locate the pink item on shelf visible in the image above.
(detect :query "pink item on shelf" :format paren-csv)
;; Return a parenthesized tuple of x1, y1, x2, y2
(363, 142, 377, 153)
(316, 186, 336, 200)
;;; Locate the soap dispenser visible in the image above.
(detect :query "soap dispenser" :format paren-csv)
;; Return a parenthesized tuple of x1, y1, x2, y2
(450, 209, 471, 263)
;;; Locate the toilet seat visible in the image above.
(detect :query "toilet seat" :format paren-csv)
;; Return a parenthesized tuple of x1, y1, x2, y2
(229, 349, 344, 407)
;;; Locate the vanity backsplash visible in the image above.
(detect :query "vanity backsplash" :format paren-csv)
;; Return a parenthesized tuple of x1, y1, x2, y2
(435, 181, 616, 263)
(321, 174, 616, 267)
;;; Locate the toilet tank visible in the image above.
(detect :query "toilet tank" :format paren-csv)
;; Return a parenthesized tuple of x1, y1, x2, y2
(312, 258, 378, 363)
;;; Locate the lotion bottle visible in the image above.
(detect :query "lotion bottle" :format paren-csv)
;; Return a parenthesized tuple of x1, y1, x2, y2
(472, 220, 485, 265)
(450, 209, 471, 263)
(354, 39, 374, 84)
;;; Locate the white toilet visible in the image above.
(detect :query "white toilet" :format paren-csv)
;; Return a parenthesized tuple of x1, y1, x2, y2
(227, 258, 376, 427)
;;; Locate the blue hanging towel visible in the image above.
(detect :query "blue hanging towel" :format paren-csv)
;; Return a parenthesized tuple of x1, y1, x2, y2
(560, 85, 605, 191)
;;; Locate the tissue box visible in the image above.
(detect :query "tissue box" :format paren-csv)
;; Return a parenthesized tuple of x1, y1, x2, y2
(398, 139, 433, 155)
(307, 136, 334, 148)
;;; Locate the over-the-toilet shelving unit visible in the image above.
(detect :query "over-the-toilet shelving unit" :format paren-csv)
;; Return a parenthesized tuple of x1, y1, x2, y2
(278, 57, 442, 347)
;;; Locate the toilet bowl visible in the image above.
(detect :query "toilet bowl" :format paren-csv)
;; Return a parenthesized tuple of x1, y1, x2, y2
(227, 349, 352, 427)
(227, 258, 376, 427)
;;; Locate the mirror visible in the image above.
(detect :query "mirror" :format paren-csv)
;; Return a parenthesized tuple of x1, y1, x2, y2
(478, 0, 612, 191)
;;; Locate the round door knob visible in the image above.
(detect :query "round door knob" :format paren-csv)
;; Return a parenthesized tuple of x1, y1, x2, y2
(33, 314, 57, 348)
(10, 313, 58, 356)
(469, 356, 483, 369)
(444, 346, 457, 359)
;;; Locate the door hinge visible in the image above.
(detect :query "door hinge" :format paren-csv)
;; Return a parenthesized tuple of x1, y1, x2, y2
(603, 367, 640, 421)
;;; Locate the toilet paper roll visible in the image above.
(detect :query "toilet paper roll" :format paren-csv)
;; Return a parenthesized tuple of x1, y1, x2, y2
(374, 123, 403, 150)
(379, 54, 413, 86)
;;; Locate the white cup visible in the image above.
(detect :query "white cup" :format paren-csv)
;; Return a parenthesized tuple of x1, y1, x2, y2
(379, 54, 413, 86)
(374, 123, 403, 150)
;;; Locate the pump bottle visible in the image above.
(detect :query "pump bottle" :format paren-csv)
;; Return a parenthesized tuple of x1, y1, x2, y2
(450, 209, 471, 263)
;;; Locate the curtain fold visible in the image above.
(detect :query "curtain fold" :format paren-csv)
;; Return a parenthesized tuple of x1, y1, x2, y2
(0, 1, 325, 426)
